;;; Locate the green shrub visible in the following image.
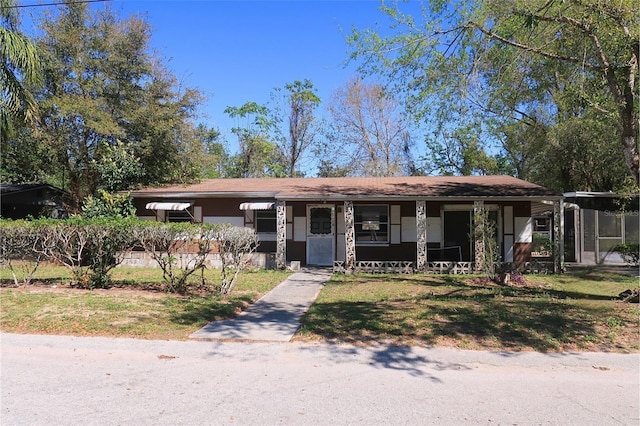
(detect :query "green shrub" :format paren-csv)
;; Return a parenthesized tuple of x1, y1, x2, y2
(81, 189, 136, 219)
(2, 218, 259, 295)
(613, 243, 640, 266)
(532, 233, 553, 254)
(0, 217, 140, 289)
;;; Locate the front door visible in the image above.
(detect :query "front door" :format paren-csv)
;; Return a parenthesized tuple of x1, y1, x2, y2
(307, 205, 335, 266)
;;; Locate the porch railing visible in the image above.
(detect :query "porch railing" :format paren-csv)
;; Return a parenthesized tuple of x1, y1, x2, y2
(333, 260, 553, 275)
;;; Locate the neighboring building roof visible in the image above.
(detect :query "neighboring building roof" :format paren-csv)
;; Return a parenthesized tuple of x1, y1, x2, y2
(564, 191, 618, 198)
(1, 183, 69, 219)
(564, 191, 639, 211)
(0, 183, 67, 196)
(130, 175, 560, 201)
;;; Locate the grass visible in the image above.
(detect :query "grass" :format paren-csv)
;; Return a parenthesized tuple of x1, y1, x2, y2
(295, 269, 640, 353)
(0, 264, 291, 340)
(1, 263, 638, 352)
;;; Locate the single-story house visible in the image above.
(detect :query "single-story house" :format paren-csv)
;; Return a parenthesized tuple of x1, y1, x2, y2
(563, 192, 639, 264)
(0, 184, 68, 220)
(129, 175, 563, 273)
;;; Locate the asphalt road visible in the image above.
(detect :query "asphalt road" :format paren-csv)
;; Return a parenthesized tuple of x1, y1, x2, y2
(1, 333, 638, 425)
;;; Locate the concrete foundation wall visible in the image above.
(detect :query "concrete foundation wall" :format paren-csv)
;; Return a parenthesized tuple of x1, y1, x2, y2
(119, 251, 276, 269)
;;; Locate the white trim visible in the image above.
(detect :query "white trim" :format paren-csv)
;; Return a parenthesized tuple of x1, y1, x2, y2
(427, 217, 441, 243)
(504, 235, 514, 262)
(401, 217, 417, 242)
(563, 191, 618, 198)
(294, 217, 306, 242)
(515, 217, 533, 243)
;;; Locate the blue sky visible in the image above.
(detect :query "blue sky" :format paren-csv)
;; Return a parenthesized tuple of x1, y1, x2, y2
(97, 0, 390, 144)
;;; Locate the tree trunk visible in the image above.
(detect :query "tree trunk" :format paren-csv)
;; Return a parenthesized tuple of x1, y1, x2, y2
(620, 109, 639, 184)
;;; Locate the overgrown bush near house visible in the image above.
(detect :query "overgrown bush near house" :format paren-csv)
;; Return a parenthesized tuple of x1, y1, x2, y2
(214, 224, 259, 297)
(80, 189, 136, 219)
(82, 218, 138, 288)
(133, 222, 219, 294)
(1, 217, 259, 295)
(41, 218, 93, 287)
(0, 218, 141, 289)
(133, 222, 258, 296)
(39, 218, 137, 289)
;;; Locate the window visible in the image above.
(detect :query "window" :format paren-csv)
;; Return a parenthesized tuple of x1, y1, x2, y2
(534, 217, 549, 232)
(598, 210, 622, 237)
(309, 207, 332, 235)
(624, 212, 639, 244)
(256, 209, 276, 233)
(354, 205, 388, 243)
(167, 208, 193, 222)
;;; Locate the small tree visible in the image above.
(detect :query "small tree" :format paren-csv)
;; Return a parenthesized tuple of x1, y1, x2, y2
(93, 140, 144, 192)
(134, 222, 219, 294)
(44, 219, 92, 287)
(214, 224, 259, 297)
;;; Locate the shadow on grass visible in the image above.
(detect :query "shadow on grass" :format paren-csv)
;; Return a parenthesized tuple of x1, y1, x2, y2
(426, 299, 593, 352)
(565, 265, 639, 281)
(167, 294, 255, 327)
(331, 272, 628, 301)
(299, 274, 612, 352)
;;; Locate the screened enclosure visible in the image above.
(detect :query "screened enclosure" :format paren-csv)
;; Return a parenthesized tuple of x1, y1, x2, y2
(564, 193, 639, 264)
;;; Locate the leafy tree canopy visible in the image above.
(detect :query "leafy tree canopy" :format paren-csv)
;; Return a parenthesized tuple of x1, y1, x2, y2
(349, 0, 639, 190)
(3, 1, 208, 210)
(0, 0, 41, 140)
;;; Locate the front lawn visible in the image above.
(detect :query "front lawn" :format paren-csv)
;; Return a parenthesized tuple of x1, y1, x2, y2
(2, 264, 638, 352)
(0, 266, 290, 340)
(295, 269, 639, 352)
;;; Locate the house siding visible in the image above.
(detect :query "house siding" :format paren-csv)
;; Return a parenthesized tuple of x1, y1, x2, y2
(514, 243, 532, 262)
(132, 195, 539, 267)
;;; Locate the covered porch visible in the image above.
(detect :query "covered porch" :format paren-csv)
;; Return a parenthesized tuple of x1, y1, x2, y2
(270, 198, 564, 274)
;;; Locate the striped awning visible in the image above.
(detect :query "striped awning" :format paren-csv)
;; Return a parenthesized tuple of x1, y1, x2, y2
(239, 202, 275, 211)
(145, 202, 193, 211)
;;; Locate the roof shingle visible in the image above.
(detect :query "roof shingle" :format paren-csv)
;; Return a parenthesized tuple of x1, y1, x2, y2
(130, 176, 559, 200)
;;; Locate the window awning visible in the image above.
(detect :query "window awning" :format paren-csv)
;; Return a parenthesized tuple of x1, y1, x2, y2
(145, 202, 193, 211)
(239, 202, 275, 211)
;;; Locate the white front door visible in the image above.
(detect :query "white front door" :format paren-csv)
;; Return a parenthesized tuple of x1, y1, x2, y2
(307, 205, 335, 266)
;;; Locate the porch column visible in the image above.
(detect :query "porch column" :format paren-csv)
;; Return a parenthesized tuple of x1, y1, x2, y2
(416, 200, 427, 272)
(276, 200, 286, 269)
(473, 200, 485, 273)
(344, 201, 356, 273)
(553, 199, 564, 273)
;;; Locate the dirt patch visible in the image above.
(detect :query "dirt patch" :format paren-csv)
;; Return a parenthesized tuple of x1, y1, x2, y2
(0, 281, 170, 299)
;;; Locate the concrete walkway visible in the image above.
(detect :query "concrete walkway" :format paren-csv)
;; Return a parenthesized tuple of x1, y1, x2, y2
(189, 268, 332, 342)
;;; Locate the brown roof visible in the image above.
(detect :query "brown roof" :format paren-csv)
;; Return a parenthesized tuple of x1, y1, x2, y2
(129, 176, 560, 200)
